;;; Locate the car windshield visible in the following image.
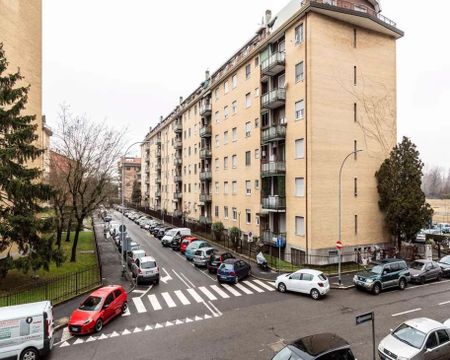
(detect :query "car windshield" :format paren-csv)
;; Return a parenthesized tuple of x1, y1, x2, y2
(392, 323, 426, 349)
(220, 263, 234, 270)
(440, 256, 450, 265)
(79, 296, 102, 311)
(410, 261, 425, 270)
(141, 261, 156, 269)
(370, 265, 383, 274)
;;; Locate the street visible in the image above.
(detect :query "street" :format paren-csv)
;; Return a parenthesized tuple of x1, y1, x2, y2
(46, 212, 450, 360)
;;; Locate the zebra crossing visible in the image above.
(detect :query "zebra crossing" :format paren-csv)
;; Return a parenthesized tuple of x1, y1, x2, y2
(125, 279, 276, 315)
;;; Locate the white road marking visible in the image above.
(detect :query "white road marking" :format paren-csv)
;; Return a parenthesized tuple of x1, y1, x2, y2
(110, 331, 120, 337)
(144, 325, 153, 331)
(154, 323, 163, 329)
(252, 279, 276, 291)
(187, 288, 204, 303)
(61, 327, 72, 342)
(60, 341, 70, 347)
(195, 315, 203, 321)
(392, 308, 422, 317)
(204, 314, 212, 319)
(73, 338, 84, 345)
(244, 281, 265, 293)
(406, 279, 450, 290)
(175, 319, 184, 325)
(180, 272, 196, 288)
(197, 269, 217, 281)
(235, 282, 253, 294)
(208, 301, 223, 317)
(86, 336, 97, 342)
(132, 289, 147, 294)
(122, 329, 131, 335)
(185, 317, 193, 323)
(172, 269, 190, 287)
(133, 327, 142, 333)
(210, 285, 230, 299)
(221, 283, 242, 297)
(198, 286, 218, 300)
(98, 334, 108, 340)
(439, 300, 450, 306)
(161, 292, 177, 308)
(122, 306, 131, 317)
(174, 290, 191, 305)
(160, 268, 173, 284)
(139, 284, 153, 298)
(132, 297, 147, 313)
(148, 294, 162, 311)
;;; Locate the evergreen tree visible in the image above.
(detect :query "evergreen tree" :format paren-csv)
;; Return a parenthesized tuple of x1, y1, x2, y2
(0, 43, 61, 277)
(131, 179, 141, 206)
(375, 136, 433, 250)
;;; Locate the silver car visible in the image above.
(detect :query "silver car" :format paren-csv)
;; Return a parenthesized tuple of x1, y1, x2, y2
(131, 256, 160, 285)
(378, 318, 450, 360)
(409, 260, 442, 284)
(193, 247, 216, 268)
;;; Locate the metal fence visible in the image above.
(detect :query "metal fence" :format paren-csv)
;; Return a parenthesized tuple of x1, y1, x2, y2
(0, 265, 102, 307)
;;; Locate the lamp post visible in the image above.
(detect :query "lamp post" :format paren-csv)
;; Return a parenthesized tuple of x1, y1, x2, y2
(121, 140, 150, 276)
(338, 149, 363, 286)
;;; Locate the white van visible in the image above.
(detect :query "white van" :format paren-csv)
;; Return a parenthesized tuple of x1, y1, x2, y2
(161, 228, 191, 247)
(0, 301, 54, 360)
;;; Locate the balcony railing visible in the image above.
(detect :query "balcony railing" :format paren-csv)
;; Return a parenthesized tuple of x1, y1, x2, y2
(261, 230, 286, 248)
(199, 171, 212, 181)
(199, 148, 212, 159)
(261, 89, 286, 109)
(155, 138, 161, 145)
(199, 193, 212, 203)
(173, 192, 182, 200)
(261, 51, 286, 76)
(261, 124, 286, 144)
(262, 196, 286, 210)
(155, 191, 161, 198)
(200, 125, 212, 138)
(174, 158, 182, 166)
(174, 175, 182, 183)
(261, 161, 286, 177)
(199, 216, 212, 225)
(199, 103, 212, 117)
(174, 139, 182, 149)
(173, 122, 182, 133)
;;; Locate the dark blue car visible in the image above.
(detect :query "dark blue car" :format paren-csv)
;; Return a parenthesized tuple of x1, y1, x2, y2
(217, 259, 251, 284)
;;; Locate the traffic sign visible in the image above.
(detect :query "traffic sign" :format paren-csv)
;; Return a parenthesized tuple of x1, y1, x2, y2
(336, 240, 343, 250)
(276, 235, 285, 248)
(248, 232, 253, 243)
(119, 224, 127, 233)
(356, 312, 373, 325)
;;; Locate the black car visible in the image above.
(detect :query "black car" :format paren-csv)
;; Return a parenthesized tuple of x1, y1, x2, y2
(438, 255, 450, 277)
(207, 252, 235, 273)
(272, 333, 355, 360)
(150, 225, 163, 236)
(170, 235, 183, 251)
(217, 259, 251, 284)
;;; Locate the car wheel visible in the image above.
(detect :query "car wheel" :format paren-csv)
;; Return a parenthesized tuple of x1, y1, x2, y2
(95, 319, 103, 333)
(277, 283, 286, 293)
(437, 273, 442, 282)
(20, 348, 38, 360)
(310, 288, 320, 300)
(399, 278, 407, 290)
(420, 276, 426, 285)
(154, 279, 159, 285)
(234, 276, 239, 284)
(121, 302, 128, 314)
(372, 283, 381, 295)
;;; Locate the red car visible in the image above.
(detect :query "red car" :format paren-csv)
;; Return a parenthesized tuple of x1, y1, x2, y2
(180, 236, 199, 254)
(68, 285, 127, 335)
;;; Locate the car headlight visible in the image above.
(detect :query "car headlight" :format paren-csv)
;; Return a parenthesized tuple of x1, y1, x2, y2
(413, 274, 419, 277)
(366, 279, 373, 283)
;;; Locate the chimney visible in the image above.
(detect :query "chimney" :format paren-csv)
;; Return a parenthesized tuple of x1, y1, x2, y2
(160, 116, 163, 122)
(205, 69, 210, 81)
(265, 9, 272, 25)
(179, 96, 183, 104)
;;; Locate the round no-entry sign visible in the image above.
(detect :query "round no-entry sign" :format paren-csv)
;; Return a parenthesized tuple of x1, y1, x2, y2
(336, 240, 343, 250)
(119, 224, 127, 233)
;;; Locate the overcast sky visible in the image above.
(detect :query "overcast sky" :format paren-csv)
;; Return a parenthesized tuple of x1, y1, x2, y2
(43, 0, 450, 166)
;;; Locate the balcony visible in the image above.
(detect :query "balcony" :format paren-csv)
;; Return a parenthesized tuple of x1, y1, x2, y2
(174, 139, 182, 150)
(262, 196, 286, 211)
(199, 193, 212, 203)
(261, 89, 286, 110)
(174, 175, 182, 183)
(261, 230, 286, 248)
(173, 191, 182, 200)
(199, 171, 212, 181)
(261, 52, 285, 76)
(261, 124, 286, 144)
(199, 103, 212, 117)
(174, 122, 182, 133)
(155, 191, 161, 198)
(199, 216, 212, 225)
(155, 163, 161, 171)
(200, 125, 212, 138)
(261, 161, 286, 177)
(155, 138, 161, 146)
(199, 148, 212, 159)
(174, 158, 182, 166)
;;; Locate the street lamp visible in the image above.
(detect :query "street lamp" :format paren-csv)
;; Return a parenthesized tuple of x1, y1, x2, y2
(121, 140, 150, 275)
(338, 149, 363, 286)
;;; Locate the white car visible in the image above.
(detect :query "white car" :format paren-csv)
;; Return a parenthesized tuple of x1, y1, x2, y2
(275, 269, 330, 300)
(378, 318, 450, 360)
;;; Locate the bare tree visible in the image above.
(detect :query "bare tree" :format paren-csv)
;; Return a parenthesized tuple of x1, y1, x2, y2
(54, 105, 125, 261)
(423, 166, 443, 198)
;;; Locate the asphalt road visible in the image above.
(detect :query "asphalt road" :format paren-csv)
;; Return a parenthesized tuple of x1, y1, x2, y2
(49, 212, 450, 360)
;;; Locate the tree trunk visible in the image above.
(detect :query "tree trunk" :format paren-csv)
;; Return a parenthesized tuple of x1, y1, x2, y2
(70, 221, 83, 262)
(65, 214, 72, 243)
(56, 219, 63, 249)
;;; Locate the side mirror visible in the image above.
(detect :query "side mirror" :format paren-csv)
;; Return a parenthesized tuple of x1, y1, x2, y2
(103, 304, 109, 310)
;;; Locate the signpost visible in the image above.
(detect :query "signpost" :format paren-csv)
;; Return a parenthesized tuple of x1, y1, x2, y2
(277, 235, 284, 272)
(356, 311, 375, 360)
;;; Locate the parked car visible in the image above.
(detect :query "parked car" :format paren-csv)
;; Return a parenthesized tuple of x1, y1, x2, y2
(409, 259, 442, 284)
(272, 333, 355, 360)
(68, 285, 127, 335)
(126, 249, 146, 268)
(185, 240, 210, 261)
(353, 259, 410, 295)
(156, 227, 172, 240)
(217, 259, 251, 284)
(161, 228, 191, 247)
(207, 252, 235, 273)
(438, 255, 450, 277)
(131, 256, 160, 285)
(0, 301, 54, 360)
(193, 247, 217, 267)
(119, 240, 140, 259)
(179, 236, 199, 254)
(150, 225, 162, 236)
(275, 269, 330, 300)
(415, 231, 426, 243)
(378, 318, 450, 360)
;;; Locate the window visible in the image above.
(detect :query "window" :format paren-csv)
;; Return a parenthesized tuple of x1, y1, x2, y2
(224, 131, 228, 144)
(224, 206, 229, 219)
(354, 140, 358, 159)
(354, 215, 358, 235)
(188, 146, 191, 156)
(437, 329, 450, 345)
(232, 181, 237, 194)
(245, 180, 251, 195)
(232, 155, 237, 169)
(255, 118, 259, 128)
(295, 178, 305, 197)
(215, 182, 219, 193)
(232, 74, 237, 88)
(224, 156, 228, 170)
(296, 216, 305, 236)
(215, 206, 219, 217)
(104, 293, 114, 306)
(224, 106, 229, 119)
(188, 164, 191, 174)
(245, 93, 251, 108)
(215, 135, 220, 147)
(224, 81, 229, 94)
(354, 66, 357, 85)
(295, 100, 305, 120)
(232, 101, 237, 114)
(245, 121, 251, 137)
(255, 149, 260, 159)
(256, 215, 260, 225)
(232, 127, 237, 141)
(354, 177, 358, 197)
(224, 181, 229, 194)
(295, 23, 304, 44)
(255, 179, 259, 189)
(353, 28, 357, 48)
(188, 183, 191, 192)
(215, 157, 219, 171)
(232, 207, 237, 221)
(188, 128, 191, 138)
(194, 164, 197, 174)
(254, 88, 260, 97)
(215, 111, 220, 123)
(295, 139, 305, 159)
(426, 332, 438, 349)
(295, 61, 304, 82)
(183, 166, 186, 175)
(245, 151, 251, 166)
(353, 103, 357, 123)
(246, 209, 251, 224)
(245, 64, 251, 79)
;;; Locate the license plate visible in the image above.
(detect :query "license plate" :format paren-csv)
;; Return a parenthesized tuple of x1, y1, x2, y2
(70, 327, 79, 332)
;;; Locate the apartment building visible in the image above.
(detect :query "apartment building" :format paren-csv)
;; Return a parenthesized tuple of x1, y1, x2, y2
(141, 0, 403, 263)
(118, 157, 141, 204)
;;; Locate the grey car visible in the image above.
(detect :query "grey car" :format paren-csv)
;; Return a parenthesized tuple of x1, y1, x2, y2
(193, 247, 216, 267)
(409, 260, 442, 284)
(131, 256, 160, 285)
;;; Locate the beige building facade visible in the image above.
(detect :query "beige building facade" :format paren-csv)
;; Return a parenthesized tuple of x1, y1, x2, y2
(119, 157, 141, 204)
(141, 0, 402, 263)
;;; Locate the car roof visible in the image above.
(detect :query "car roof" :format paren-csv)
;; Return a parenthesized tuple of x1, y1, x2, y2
(91, 285, 123, 297)
(199, 247, 215, 252)
(290, 333, 350, 356)
(140, 256, 156, 262)
(0, 301, 52, 321)
(294, 269, 323, 276)
(132, 249, 146, 254)
(413, 259, 433, 264)
(183, 236, 198, 241)
(375, 258, 404, 264)
(404, 318, 444, 333)
(223, 258, 239, 264)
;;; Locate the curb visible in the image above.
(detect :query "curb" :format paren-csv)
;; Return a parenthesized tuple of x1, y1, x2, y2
(250, 273, 279, 282)
(54, 317, 69, 332)
(330, 284, 355, 290)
